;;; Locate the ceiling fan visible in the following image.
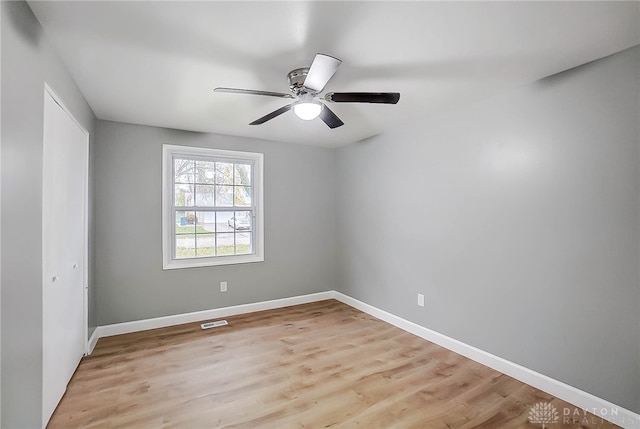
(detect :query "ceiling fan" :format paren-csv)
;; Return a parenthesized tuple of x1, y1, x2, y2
(214, 53, 400, 129)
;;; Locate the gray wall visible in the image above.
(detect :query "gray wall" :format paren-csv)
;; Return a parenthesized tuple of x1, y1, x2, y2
(95, 121, 336, 325)
(0, 1, 97, 427)
(336, 46, 640, 412)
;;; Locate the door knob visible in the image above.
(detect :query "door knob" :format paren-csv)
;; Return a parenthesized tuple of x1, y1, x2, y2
(73, 264, 78, 269)
(52, 276, 58, 283)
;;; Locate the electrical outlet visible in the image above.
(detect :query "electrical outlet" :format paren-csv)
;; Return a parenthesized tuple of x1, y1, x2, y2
(418, 293, 425, 307)
(220, 281, 227, 292)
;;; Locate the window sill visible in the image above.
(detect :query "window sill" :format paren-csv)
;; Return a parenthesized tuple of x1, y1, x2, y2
(163, 254, 264, 270)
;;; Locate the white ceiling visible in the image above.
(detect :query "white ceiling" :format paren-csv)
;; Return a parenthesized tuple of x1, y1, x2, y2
(28, 1, 640, 147)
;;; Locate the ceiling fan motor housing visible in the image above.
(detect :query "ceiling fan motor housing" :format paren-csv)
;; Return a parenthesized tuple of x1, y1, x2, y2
(288, 68, 311, 95)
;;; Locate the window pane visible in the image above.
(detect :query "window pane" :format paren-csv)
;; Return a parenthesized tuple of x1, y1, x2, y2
(236, 232, 252, 255)
(231, 210, 252, 231)
(175, 184, 194, 207)
(216, 233, 235, 255)
(215, 162, 233, 185)
(196, 234, 215, 257)
(196, 160, 215, 184)
(216, 211, 234, 232)
(174, 159, 194, 184)
(176, 235, 195, 259)
(195, 184, 215, 207)
(197, 211, 216, 233)
(215, 185, 233, 207)
(234, 164, 251, 186)
(234, 186, 252, 207)
(176, 211, 196, 234)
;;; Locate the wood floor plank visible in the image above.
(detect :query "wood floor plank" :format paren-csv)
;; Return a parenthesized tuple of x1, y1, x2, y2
(48, 300, 619, 428)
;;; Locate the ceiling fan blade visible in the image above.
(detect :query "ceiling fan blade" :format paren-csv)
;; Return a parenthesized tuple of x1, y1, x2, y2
(325, 92, 400, 104)
(214, 87, 293, 99)
(249, 104, 292, 125)
(303, 54, 342, 93)
(318, 104, 344, 129)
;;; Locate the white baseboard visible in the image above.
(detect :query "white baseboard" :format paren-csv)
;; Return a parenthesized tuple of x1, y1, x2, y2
(92, 291, 334, 340)
(332, 291, 640, 429)
(87, 328, 99, 355)
(85, 290, 639, 428)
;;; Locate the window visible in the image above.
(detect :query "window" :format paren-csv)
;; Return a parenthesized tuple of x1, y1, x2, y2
(162, 145, 264, 269)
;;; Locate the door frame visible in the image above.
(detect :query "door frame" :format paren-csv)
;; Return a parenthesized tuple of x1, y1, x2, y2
(43, 83, 89, 356)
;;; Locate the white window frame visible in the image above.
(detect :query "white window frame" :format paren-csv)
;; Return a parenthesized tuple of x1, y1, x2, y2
(162, 144, 264, 269)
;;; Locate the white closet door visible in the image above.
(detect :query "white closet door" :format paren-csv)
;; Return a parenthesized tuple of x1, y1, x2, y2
(42, 89, 88, 427)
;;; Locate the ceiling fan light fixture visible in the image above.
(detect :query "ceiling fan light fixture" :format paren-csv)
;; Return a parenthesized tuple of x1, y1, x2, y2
(293, 101, 323, 121)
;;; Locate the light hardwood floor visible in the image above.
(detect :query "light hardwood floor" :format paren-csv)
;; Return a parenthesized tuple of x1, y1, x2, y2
(49, 300, 619, 428)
